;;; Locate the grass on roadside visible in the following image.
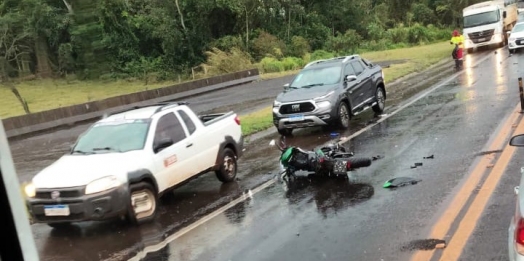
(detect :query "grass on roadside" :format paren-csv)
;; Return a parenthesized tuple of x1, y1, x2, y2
(240, 107, 273, 136)
(259, 69, 301, 80)
(0, 79, 185, 119)
(361, 41, 451, 83)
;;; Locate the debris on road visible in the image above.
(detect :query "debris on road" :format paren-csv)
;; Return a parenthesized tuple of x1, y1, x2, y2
(486, 164, 494, 168)
(414, 162, 423, 166)
(400, 239, 446, 251)
(383, 177, 421, 188)
(423, 155, 434, 159)
(435, 243, 446, 249)
(372, 155, 383, 161)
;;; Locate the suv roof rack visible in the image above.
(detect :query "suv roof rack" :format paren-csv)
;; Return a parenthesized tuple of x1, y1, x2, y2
(304, 59, 328, 68)
(107, 101, 189, 118)
(303, 55, 358, 68)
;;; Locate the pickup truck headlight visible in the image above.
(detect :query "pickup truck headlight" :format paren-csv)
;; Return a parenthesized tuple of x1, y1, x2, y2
(273, 100, 281, 107)
(493, 34, 502, 43)
(24, 183, 36, 198)
(85, 176, 122, 194)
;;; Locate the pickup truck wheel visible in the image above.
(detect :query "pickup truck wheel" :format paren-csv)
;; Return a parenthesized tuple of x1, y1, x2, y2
(127, 182, 157, 225)
(372, 87, 385, 114)
(277, 128, 293, 136)
(336, 102, 350, 129)
(216, 148, 237, 182)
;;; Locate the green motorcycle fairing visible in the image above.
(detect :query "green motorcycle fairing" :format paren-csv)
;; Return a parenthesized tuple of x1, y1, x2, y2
(280, 147, 294, 167)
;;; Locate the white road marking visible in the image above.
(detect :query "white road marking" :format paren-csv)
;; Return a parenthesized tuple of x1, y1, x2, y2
(125, 52, 493, 260)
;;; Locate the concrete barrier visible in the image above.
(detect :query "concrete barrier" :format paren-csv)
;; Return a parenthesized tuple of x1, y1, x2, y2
(3, 68, 259, 138)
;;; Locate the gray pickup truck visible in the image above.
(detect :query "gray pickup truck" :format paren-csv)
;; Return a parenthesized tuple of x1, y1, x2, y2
(272, 55, 386, 136)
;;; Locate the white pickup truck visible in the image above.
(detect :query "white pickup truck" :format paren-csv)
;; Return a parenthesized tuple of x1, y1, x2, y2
(23, 102, 244, 227)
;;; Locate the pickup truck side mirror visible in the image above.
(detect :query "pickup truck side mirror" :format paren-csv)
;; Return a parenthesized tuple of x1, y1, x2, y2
(283, 83, 290, 89)
(510, 134, 524, 147)
(153, 137, 174, 153)
(344, 75, 357, 82)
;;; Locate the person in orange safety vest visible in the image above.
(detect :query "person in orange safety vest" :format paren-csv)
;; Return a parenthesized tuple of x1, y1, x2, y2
(450, 29, 464, 69)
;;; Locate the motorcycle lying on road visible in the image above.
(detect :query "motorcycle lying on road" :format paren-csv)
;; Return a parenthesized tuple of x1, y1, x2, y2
(269, 136, 372, 181)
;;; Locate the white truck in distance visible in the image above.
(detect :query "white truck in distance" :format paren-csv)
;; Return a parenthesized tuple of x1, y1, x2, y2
(463, 0, 518, 52)
(24, 102, 244, 227)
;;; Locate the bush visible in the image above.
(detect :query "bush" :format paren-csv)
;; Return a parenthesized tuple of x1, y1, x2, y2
(386, 26, 409, 43)
(259, 57, 284, 73)
(210, 35, 246, 52)
(302, 53, 312, 64)
(407, 23, 429, 44)
(201, 47, 254, 76)
(310, 49, 335, 61)
(281, 57, 304, 71)
(360, 38, 391, 52)
(411, 3, 437, 26)
(288, 36, 311, 58)
(325, 29, 363, 55)
(426, 25, 452, 42)
(367, 22, 386, 41)
(251, 31, 287, 60)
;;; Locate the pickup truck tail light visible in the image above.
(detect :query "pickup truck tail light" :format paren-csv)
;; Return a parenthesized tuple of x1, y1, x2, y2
(515, 217, 524, 255)
(234, 115, 241, 125)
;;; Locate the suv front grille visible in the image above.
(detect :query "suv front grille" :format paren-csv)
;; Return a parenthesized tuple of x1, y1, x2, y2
(468, 29, 495, 43)
(35, 186, 85, 199)
(279, 102, 316, 114)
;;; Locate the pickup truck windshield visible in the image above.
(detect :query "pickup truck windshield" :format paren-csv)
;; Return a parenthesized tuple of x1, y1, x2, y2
(73, 120, 151, 153)
(290, 65, 342, 88)
(463, 10, 500, 28)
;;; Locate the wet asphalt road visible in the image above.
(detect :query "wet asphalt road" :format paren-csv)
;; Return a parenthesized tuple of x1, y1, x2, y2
(124, 49, 524, 261)
(10, 45, 524, 260)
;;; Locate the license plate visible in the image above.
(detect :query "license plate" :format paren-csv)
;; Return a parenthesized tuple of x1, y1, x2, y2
(44, 205, 70, 216)
(333, 160, 348, 175)
(288, 115, 304, 121)
(478, 37, 486, 42)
